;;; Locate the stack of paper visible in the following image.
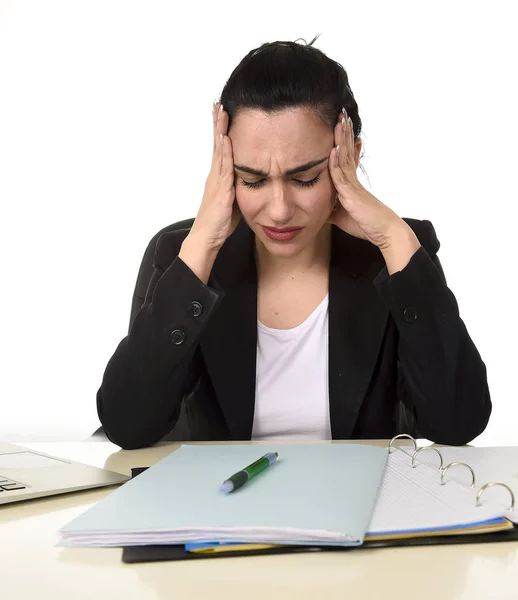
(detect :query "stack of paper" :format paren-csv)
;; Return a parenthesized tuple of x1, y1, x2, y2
(366, 446, 518, 540)
(58, 442, 518, 550)
(185, 445, 518, 554)
(58, 443, 388, 548)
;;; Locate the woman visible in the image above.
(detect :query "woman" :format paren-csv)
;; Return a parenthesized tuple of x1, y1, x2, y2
(96, 37, 491, 450)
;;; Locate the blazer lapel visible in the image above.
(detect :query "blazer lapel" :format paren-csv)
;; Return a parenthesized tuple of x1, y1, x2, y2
(198, 220, 258, 440)
(199, 220, 391, 441)
(328, 226, 391, 438)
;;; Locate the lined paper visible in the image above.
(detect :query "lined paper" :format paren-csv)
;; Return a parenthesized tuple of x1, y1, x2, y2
(367, 446, 518, 535)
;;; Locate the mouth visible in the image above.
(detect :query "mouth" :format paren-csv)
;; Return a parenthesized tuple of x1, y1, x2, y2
(261, 225, 303, 242)
(262, 226, 302, 233)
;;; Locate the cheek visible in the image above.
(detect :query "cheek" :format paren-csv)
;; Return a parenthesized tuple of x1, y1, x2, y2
(299, 178, 335, 215)
(235, 187, 263, 218)
(298, 193, 334, 220)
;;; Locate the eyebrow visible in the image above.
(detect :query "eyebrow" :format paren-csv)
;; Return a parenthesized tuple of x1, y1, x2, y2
(234, 156, 328, 177)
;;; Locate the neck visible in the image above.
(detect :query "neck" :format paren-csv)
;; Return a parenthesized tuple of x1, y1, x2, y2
(255, 224, 332, 280)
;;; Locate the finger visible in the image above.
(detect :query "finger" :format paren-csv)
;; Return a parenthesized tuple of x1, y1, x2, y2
(217, 104, 229, 137)
(329, 144, 349, 204)
(333, 119, 343, 171)
(213, 101, 220, 152)
(339, 115, 353, 160)
(221, 131, 235, 183)
(335, 119, 355, 174)
(346, 114, 355, 153)
(212, 103, 225, 168)
(212, 102, 228, 152)
(330, 142, 341, 175)
(216, 105, 227, 174)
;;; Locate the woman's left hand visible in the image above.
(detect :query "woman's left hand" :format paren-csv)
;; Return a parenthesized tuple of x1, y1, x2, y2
(327, 109, 413, 252)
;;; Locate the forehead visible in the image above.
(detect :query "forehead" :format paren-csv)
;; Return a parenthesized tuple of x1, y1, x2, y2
(229, 108, 332, 153)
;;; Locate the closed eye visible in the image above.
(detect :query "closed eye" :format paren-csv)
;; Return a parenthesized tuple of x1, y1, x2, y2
(240, 174, 321, 189)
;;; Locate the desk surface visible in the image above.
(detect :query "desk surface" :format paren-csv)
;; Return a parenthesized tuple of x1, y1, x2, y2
(1, 439, 517, 600)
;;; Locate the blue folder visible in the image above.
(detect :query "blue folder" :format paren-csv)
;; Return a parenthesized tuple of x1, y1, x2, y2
(58, 443, 388, 548)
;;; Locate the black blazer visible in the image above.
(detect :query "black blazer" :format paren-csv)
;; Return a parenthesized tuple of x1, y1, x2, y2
(96, 217, 491, 449)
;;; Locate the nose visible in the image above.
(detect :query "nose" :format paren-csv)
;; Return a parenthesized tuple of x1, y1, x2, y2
(265, 186, 295, 225)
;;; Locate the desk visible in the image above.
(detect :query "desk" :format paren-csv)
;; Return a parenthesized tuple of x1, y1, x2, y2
(1, 440, 517, 600)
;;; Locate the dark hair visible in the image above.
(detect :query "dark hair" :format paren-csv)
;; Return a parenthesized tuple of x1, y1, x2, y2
(219, 34, 368, 182)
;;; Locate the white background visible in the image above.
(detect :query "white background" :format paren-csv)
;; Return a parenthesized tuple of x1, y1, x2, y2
(0, 1, 516, 444)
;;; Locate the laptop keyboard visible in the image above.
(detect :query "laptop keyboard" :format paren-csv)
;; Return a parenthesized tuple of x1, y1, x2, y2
(0, 476, 27, 491)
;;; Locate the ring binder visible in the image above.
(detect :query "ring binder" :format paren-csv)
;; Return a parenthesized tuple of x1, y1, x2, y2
(411, 446, 444, 469)
(120, 442, 518, 561)
(388, 433, 517, 514)
(441, 462, 476, 487)
(387, 434, 417, 454)
(476, 482, 516, 511)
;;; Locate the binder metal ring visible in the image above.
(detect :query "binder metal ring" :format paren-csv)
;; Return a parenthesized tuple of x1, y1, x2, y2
(388, 434, 417, 454)
(476, 482, 515, 511)
(440, 461, 476, 487)
(411, 446, 444, 469)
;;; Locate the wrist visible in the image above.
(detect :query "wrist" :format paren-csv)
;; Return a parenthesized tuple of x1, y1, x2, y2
(178, 234, 219, 285)
(182, 231, 221, 257)
(381, 223, 421, 275)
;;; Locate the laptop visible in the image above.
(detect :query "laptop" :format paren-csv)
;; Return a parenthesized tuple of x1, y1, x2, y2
(0, 442, 129, 505)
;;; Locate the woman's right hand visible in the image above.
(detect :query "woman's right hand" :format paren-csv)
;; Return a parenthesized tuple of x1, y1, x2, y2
(189, 102, 241, 252)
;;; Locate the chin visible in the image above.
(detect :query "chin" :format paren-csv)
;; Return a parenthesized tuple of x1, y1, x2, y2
(264, 241, 305, 256)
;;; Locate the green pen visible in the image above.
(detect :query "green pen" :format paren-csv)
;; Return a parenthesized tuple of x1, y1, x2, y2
(219, 452, 279, 494)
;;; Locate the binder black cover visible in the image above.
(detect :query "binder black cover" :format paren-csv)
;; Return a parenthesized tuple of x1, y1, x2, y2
(121, 467, 518, 564)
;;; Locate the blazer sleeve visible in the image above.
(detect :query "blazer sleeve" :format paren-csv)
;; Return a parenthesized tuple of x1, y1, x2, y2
(96, 234, 224, 449)
(372, 220, 492, 445)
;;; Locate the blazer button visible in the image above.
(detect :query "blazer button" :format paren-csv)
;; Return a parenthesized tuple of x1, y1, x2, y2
(192, 301, 203, 317)
(403, 307, 418, 323)
(170, 329, 186, 345)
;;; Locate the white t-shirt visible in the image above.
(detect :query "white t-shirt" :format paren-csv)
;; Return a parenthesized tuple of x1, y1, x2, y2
(251, 294, 332, 440)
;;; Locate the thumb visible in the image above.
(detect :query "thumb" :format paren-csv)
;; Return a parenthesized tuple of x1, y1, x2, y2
(328, 206, 359, 238)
